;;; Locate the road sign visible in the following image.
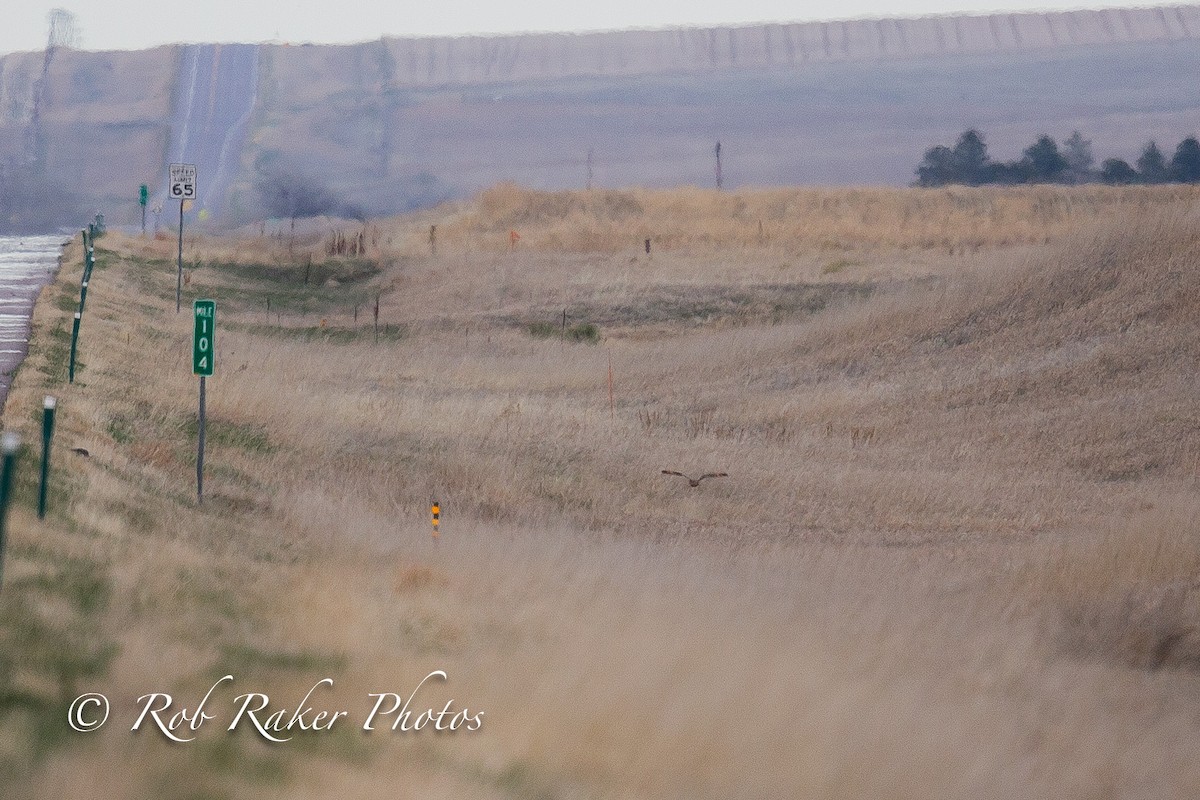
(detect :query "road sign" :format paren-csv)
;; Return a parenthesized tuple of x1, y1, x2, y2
(193, 300, 215, 376)
(139, 184, 148, 206)
(169, 163, 197, 200)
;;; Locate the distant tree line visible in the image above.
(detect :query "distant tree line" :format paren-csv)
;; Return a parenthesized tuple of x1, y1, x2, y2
(916, 130, 1200, 187)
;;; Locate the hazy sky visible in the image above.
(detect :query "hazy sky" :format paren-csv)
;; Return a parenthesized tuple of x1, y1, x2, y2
(0, 1, 1180, 56)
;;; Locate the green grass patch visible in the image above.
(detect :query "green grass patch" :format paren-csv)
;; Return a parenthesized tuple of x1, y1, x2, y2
(28, 318, 72, 386)
(182, 417, 275, 455)
(527, 321, 600, 344)
(0, 561, 117, 780)
(9, 441, 82, 522)
(107, 416, 135, 444)
(54, 289, 82, 313)
(203, 258, 381, 287)
(527, 322, 557, 338)
(227, 322, 407, 345)
(822, 258, 860, 275)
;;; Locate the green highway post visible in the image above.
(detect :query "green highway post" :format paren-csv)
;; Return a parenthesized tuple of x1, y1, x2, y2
(139, 183, 148, 236)
(0, 432, 19, 589)
(68, 311, 81, 383)
(38, 397, 56, 520)
(83, 231, 94, 286)
(193, 300, 215, 503)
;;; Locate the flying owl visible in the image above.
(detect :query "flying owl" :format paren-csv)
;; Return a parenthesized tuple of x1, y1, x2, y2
(661, 470, 728, 487)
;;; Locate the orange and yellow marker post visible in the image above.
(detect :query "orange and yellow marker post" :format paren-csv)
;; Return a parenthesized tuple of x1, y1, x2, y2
(431, 501, 441, 540)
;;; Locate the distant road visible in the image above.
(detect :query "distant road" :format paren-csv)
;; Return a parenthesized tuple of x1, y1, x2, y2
(0, 236, 62, 405)
(159, 43, 259, 225)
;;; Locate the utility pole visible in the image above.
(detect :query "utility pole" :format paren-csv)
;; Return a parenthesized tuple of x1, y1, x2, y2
(586, 148, 594, 190)
(715, 141, 723, 191)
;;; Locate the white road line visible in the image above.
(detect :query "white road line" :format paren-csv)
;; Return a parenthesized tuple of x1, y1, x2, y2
(178, 45, 202, 162)
(207, 46, 259, 210)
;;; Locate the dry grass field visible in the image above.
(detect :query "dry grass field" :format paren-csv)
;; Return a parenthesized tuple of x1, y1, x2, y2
(1, 184, 1200, 798)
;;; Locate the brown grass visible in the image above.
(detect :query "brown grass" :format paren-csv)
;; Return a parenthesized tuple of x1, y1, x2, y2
(423, 182, 1200, 254)
(2, 185, 1200, 797)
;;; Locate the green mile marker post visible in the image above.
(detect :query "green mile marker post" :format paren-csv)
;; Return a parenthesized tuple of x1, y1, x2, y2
(0, 432, 20, 589)
(38, 396, 56, 520)
(193, 300, 215, 503)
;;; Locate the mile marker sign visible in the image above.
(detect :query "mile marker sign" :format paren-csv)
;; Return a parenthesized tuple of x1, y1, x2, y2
(170, 163, 197, 200)
(193, 300, 215, 375)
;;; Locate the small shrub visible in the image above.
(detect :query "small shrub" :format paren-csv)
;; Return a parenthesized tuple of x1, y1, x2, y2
(567, 323, 600, 344)
(527, 321, 599, 344)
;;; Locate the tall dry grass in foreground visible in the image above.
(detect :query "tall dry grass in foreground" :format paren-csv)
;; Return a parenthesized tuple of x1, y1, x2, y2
(1, 186, 1200, 797)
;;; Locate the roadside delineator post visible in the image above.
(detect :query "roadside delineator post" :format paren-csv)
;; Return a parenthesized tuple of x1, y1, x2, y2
(0, 432, 20, 588)
(139, 184, 149, 236)
(607, 352, 615, 421)
(373, 293, 380, 344)
(38, 397, 56, 520)
(68, 312, 81, 384)
(431, 501, 440, 540)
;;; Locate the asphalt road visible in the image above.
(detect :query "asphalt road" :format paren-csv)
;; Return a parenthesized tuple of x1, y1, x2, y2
(159, 43, 259, 225)
(0, 236, 64, 403)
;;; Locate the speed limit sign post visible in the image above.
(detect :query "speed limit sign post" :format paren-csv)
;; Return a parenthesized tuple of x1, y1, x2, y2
(170, 163, 197, 313)
(193, 299, 214, 503)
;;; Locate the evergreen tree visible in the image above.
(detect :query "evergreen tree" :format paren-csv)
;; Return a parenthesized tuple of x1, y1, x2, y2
(1136, 141, 1170, 184)
(916, 145, 956, 187)
(1100, 158, 1138, 185)
(950, 129, 990, 186)
(1062, 131, 1094, 184)
(1169, 137, 1200, 183)
(1022, 135, 1067, 183)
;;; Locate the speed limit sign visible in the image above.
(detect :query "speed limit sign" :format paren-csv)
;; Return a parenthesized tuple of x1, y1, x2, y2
(169, 163, 197, 200)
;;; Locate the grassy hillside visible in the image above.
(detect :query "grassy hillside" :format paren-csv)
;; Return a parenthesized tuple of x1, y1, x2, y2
(2, 184, 1200, 796)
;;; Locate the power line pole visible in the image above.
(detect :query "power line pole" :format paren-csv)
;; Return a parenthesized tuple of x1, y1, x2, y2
(586, 148, 594, 190)
(715, 141, 723, 191)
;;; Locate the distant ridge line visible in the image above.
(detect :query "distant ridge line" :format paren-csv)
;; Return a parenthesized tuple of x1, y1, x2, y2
(325, 5, 1200, 86)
